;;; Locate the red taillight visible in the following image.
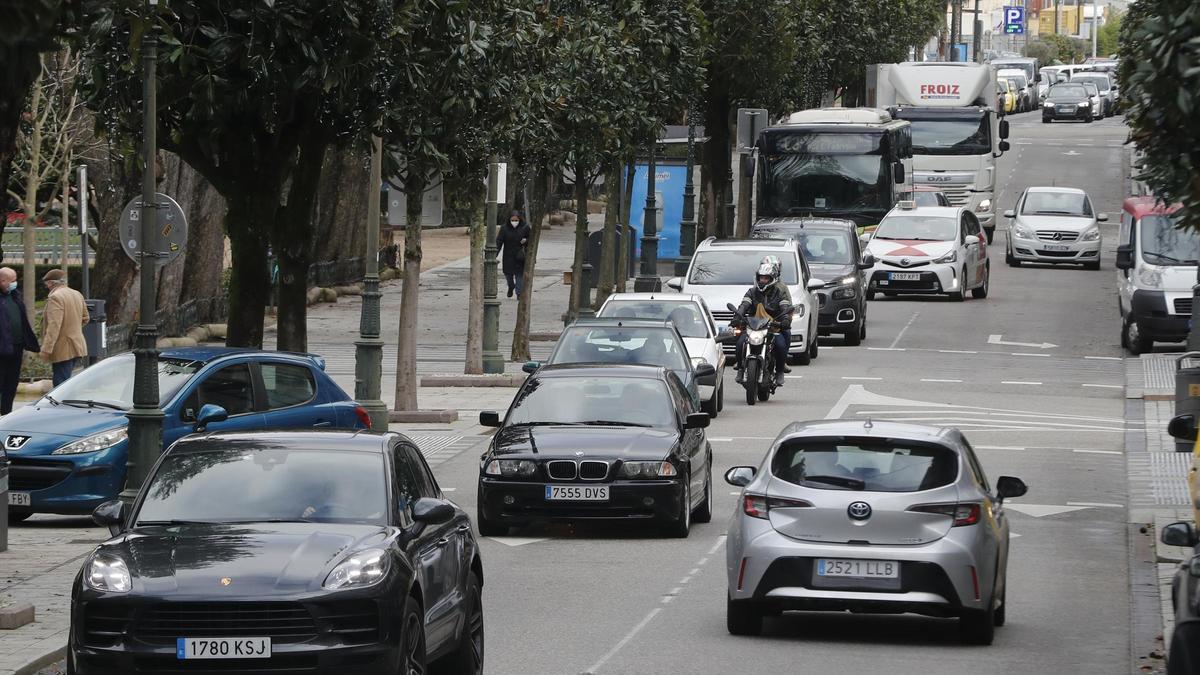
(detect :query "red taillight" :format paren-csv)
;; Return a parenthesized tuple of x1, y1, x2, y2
(737, 557, 748, 591)
(909, 502, 981, 526)
(354, 405, 372, 430)
(970, 565, 980, 601)
(743, 494, 812, 519)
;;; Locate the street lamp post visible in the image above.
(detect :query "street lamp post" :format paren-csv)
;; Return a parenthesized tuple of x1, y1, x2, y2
(674, 110, 697, 277)
(634, 141, 662, 292)
(120, 2, 164, 506)
(354, 136, 388, 430)
(482, 157, 504, 373)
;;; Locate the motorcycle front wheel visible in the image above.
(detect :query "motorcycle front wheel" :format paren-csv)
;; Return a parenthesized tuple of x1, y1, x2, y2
(744, 360, 759, 406)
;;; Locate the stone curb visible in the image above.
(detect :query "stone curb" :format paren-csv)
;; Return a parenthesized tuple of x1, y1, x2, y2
(528, 331, 561, 342)
(419, 374, 524, 388)
(387, 409, 458, 423)
(13, 643, 65, 675)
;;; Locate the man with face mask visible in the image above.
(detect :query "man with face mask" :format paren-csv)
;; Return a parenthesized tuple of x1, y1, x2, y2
(0, 267, 40, 415)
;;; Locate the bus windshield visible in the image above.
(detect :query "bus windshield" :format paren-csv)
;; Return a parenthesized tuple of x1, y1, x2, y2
(761, 153, 889, 216)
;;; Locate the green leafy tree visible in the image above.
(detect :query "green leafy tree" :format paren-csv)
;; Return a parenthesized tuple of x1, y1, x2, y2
(79, 0, 401, 349)
(1096, 11, 1122, 58)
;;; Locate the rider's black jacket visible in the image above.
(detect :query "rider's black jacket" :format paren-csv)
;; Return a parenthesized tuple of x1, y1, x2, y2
(735, 281, 793, 328)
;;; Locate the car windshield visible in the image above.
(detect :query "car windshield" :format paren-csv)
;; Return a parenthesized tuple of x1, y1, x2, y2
(997, 80, 1010, 93)
(1081, 83, 1099, 96)
(873, 215, 958, 241)
(598, 301, 710, 338)
(507, 376, 675, 428)
(135, 447, 388, 525)
(999, 71, 1027, 87)
(44, 354, 200, 410)
(1140, 213, 1200, 266)
(1021, 191, 1093, 216)
(761, 152, 890, 215)
(550, 326, 689, 370)
(1049, 84, 1087, 99)
(899, 112, 990, 156)
(912, 191, 945, 207)
(797, 228, 855, 265)
(1073, 75, 1110, 90)
(992, 61, 1034, 80)
(688, 249, 800, 285)
(772, 439, 959, 492)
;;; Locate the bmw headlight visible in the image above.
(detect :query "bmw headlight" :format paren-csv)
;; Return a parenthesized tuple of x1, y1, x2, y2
(974, 199, 992, 214)
(483, 459, 538, 478)
(618, 461, 677, 479)
(934, 250, 958, 264)
(52, 428, 128, 455)
(85, 552, 132, 593)
(1013, 223, 1035, 239)
(324, 548, 389, 590)
(1081, 227, 1100, 242)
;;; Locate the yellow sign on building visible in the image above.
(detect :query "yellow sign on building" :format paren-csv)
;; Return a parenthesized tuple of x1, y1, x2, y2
(1038, 7, 1082, 36)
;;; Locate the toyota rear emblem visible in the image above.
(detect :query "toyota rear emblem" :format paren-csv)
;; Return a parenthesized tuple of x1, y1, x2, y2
(5, 435, 29, 450)
(847, 501, 872, 520)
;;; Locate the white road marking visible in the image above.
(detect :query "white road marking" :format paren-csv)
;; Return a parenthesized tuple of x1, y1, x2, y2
(1002, 381, 1043, 385)
(975, 445, 1028, 450)
(708, 536, 727, 556)
(939, 349, 978, 354)
(585, 608, 663, 674)
(487, 537, 549, 547)
(824, 385, 861, 420)
(1082, 384, 1123, 389)
(689, 568, 700, 576)
(442, 487, 457, 492)
(1084, 356, 1122, 361)
(921, 378, 963, 383)
(708, 437, 733, 442)
(1012, 352, 1051, 358)
(1073, 448, 1123, 455)
(989, 334, 1058, 349)
(842, 376, 883, 381)
(729, 491, 740, 495)
(1067, 501, 1124, 508)
(1005, 503, 1089, 517)
(890, 312, 920, 349)
(868, 347, 906, 351)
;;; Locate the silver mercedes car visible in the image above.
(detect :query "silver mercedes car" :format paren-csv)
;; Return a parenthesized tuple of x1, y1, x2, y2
(724, 419, 1027, 645)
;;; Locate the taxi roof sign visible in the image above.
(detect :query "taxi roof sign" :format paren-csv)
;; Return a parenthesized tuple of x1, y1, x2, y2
(898, 200, 917, 210)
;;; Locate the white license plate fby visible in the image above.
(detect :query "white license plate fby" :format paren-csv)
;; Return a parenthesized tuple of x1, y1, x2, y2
(177, 637, 271, 660)
(7, 492, 30, 507)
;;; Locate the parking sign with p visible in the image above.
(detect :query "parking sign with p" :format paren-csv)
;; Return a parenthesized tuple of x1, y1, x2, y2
(1004, 6, 1025, 34)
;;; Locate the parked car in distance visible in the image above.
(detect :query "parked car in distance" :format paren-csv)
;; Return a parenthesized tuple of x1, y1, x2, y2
(1042, 83, 1095, 123)
(724, 419, 1027, 644)
(1004, 186, 1105, 270)
(477, 364, 713, 538)
(596, 292, 729, 417)
(5, 347, 371, 521)
(751, 217, 872, 346)
(1071, 72, 1116, 117)
(1115, 196, 1194, 354)
(71, 430, 483, 674)
(997, 78, 1017, 114)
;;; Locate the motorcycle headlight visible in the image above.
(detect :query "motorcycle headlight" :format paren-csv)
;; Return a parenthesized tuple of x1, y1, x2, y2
(52, 428, 128, 455)
(85, 552, 132, 593)
(974, 199, 992, 214)
(934, 250, 958, 264)
(618, 461, 678, 479)
(324, 548, 389, 590)
(482, 459, 538, 478)
(1013, 223, 1035, 239)
(747, 330, 767, 346)
(1081, 227, 1100, 242)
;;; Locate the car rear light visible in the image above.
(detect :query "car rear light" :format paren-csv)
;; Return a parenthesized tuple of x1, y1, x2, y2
(354, 405, 372, 429)
(737, 557, 748, 591)
(908, 502, 981, 526)
(742, 494, 813, 519)
(970, 565, 980, 601)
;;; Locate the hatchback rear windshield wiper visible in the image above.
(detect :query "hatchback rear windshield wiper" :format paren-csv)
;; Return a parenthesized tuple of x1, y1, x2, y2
(801, 474, 866, 490)
(62, 399, 126, 411)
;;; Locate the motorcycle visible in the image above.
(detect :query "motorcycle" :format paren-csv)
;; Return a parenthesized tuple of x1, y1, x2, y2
(726, 303, 785, 406)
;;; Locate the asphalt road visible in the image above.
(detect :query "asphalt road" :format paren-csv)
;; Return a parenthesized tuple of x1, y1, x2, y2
(430, 112, 1136, 675)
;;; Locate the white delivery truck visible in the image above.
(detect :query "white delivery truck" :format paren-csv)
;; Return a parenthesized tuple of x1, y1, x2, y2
(866, 62, 1010, 243)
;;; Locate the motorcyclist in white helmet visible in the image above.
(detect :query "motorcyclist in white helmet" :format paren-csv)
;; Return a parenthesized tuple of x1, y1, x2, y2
(732, 255, 793, 386)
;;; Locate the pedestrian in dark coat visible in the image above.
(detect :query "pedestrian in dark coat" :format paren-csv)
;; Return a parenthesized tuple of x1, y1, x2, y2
(0, 267, 41, 415)
(496, 210, 531, 297)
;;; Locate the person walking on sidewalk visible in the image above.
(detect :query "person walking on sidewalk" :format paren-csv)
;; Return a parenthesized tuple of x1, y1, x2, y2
(496, 209, 531, 298)
(0, 267, 39, 415)
(39, 269, 88, 386)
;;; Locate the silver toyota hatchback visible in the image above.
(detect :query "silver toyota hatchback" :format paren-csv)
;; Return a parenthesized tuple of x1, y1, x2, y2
(724, 419, 1027, 644)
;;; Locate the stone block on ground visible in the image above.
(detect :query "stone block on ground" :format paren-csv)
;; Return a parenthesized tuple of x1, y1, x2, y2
(420, 374, 524, 387)
(0, 601, 34, 630)
(156, 336, 198, 348)
(204, 323, 227, 339)
(388, 409, 458, 423)
(185, 325, 212, 342)
(306, 287, 324, 305)
(333, 284, 363, 297)
(16, 379, 52, 396)
(379, 267, 400, 282)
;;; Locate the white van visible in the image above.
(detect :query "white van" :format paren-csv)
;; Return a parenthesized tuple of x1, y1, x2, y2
(1116, 196, 1197, 354)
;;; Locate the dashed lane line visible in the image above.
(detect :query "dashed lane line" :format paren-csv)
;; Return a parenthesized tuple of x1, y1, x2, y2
(921, 378, 963, 383)
(1002, 381, 1043, 385)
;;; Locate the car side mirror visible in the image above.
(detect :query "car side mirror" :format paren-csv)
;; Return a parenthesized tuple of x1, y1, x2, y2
(92, 499, 127, 536)
(193, 404, 228, 433)
(998, 140, 1011, 153)
(725, 466, 756, 487)
(806, 278, 826, 291)
(479, 410, 502, 428)
(411, 497, 455, 525)
(858, 253, 876, 269)
(1115, 245, 1134, 270)
(1003, 209, 1016, 219)
(999, 119, 1010, 139)
(1161, 521, 1199, 548)
(522, 361, 540, 374)
(965, 235, 980, 246)
(684, 412, 710, 430)
(694, 363, 717, 379)
(1097, 213, 1109, 222)
(996, 476, 1028, 501)
(666, 277, 683, 291)
(893, 162, 905, 184)
(1168, 414, 1198, 442)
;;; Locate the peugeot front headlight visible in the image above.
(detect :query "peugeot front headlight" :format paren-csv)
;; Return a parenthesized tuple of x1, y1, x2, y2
(934, 250, 958, 264)
(324, 548, 389, 590)
(52, 428, 128, 455)
(85, 552, 132, 593)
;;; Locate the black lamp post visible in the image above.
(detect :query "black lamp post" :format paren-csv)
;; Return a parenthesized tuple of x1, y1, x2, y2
(634, 140, 662, 292)
(674, 109, 697, 276)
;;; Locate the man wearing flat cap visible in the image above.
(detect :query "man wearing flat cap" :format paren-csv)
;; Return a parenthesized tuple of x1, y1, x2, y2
(40, 269, 88, 386)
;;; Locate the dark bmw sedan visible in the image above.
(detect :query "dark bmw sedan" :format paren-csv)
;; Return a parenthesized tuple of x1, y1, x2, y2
(476, 364, 713, 538)
(69, 431, 483, 675)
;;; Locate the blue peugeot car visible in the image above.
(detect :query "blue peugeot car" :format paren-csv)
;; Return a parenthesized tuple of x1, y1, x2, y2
(4, 347, 371, 521)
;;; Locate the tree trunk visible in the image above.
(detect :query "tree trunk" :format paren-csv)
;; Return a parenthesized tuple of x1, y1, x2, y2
(569, 160, 590, 320)
(21, 64, 44, 322)
(160, 152, 227, 304)
(617, 160, 635, 293)
(311, 141, 369, 268)
(511, 168, 550, 362)
(224, 197, 273, 348)
(595, 161, 621, 307)
(393, 172, 425, 411)
(274, 139, 328, 353)
(702, 84, 732, 238)
(464, 197, 485, 374)
(90, 147, 141, 324)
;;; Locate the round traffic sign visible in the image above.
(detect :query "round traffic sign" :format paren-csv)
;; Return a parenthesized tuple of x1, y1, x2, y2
(119, 192, 188, 267)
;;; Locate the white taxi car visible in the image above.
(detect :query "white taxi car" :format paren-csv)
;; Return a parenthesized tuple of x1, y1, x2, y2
(864, 202, 990, 302)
